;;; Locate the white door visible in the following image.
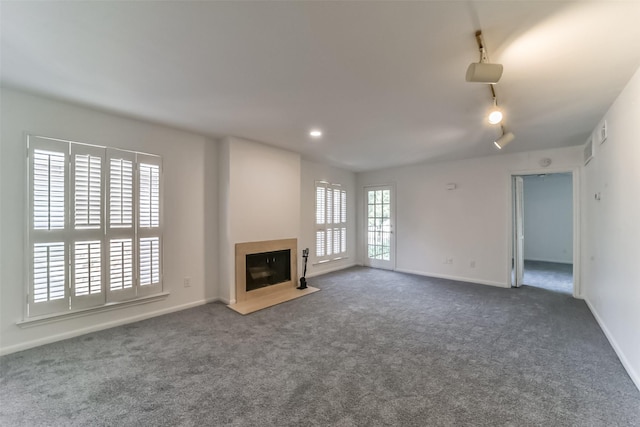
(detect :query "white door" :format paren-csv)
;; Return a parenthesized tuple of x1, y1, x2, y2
(364, 186, 395, 270)
(513, 176, 525, 287)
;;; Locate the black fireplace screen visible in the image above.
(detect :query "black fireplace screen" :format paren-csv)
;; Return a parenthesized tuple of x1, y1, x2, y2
(245, 249, 291, 292)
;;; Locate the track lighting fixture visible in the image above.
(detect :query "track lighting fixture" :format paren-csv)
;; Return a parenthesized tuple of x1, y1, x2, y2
(466, 31, 503, 84)
(466, 30, 515, 148)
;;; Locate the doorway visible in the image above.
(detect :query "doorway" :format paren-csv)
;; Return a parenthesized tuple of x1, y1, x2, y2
(364, 185, 395, 270)
(512, 173, 575, 294)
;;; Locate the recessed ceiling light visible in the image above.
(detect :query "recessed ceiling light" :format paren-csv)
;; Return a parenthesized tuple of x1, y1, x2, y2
(309, 129, 322, 138)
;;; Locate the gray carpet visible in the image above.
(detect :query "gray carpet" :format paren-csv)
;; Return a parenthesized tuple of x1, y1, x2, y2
(1, 267, 639, 426)
(523, 260, 574, 294)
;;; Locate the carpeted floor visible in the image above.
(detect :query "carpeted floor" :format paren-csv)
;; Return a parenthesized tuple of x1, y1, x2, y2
(523, 260, 573, 294)
(1, 267, 639, 426)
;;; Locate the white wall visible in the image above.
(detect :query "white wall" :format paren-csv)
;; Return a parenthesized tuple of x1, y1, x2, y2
(523, 173, 573, 263)
(0, 88, 219, 354)
(357, 146, 582, 287)
(218, 137, 301, 303)
(581, 66, 640, 389)
(300, 160, 357, 278)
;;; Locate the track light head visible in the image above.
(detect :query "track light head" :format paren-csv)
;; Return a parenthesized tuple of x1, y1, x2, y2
(466, 31, 503, 83)
(466, 62, 504, 83)
(494, 132, 515, 149)
(488, 109, 503, 124)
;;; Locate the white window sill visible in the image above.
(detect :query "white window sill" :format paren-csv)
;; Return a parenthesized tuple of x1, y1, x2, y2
(17, 292, 170, 328)
(313, 256, 349, 266)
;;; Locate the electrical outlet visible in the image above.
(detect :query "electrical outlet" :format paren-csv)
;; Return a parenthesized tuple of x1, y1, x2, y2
(184, 277, 191, 288)
(470, 261, 476, 268)
(445, 258, 453, 265)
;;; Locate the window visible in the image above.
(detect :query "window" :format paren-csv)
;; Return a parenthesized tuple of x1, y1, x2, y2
(27, 135, 162, 317)
(315, 181, 347, 262)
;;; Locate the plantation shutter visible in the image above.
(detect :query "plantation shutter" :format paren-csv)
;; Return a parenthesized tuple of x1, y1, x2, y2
(27, 136, 164, 319)
(315, 181, 347, 262)
(106, 149, 136, 302)
(28, 136, 69, 316)
(70, 144, 105, 309)
(316, 230, 325, 257)
(315, 185, 327, 257)
(316, 186, 325, 226)
(341, 189, 347, 253)
(109, 238, 134, 291)
(326, 187, 333, 227)
(316, 182, 330, 259)
(137, 154, 162, 296)
(109, 156, 134, 228)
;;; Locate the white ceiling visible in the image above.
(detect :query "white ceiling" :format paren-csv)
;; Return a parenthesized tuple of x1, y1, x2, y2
(2, 1, 640, 171)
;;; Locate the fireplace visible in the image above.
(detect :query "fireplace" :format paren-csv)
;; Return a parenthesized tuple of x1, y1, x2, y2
(234, 238, 297, 303)
(230, 238, 319, 314)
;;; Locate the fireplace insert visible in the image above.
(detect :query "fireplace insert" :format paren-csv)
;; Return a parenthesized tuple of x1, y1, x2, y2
(245, 249, 291, 292)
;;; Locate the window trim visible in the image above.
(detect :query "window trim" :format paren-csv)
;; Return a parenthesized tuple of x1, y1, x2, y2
(25, 134, 164, 320)
(17, 292, 170, 328)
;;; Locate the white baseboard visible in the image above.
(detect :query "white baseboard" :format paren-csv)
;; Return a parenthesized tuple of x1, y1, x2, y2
(0, 298, 216, 356)
(584, 297, 640, 392)
(395, 268, 508, 288)
(306, 262, 358, 278)
(216, 296, 231, 305)
(524, 257, 572, 264)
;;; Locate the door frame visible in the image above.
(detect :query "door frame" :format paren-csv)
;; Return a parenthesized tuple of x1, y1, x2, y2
(507, 167, 581, 297)
(362, 184, 396, 270)
(513, 176, 525, 287)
